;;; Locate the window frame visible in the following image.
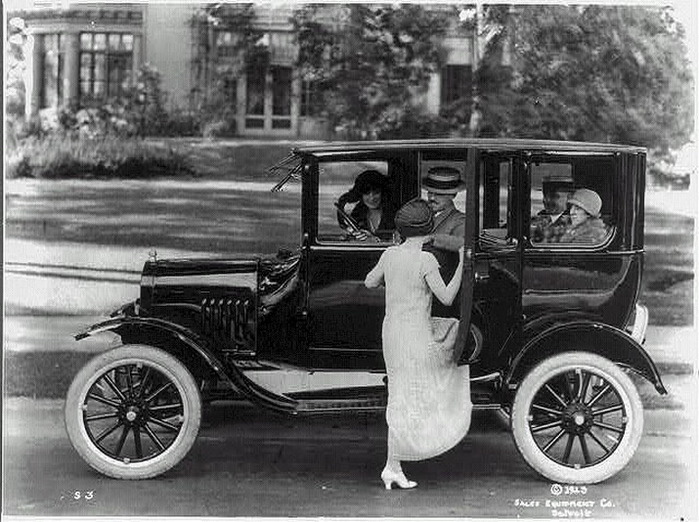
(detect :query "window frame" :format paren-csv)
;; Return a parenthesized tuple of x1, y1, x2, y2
(79, 32, 134, 103)
(525, 153, 618, 251)
(311, 151, 418, 247)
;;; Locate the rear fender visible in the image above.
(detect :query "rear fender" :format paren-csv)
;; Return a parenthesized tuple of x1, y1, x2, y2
(506, 321, 667, 395)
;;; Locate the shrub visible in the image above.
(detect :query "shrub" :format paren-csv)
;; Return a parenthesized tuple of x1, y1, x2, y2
(202, 119, 237, 139)
(374, 105, 452, 140)
(5, 134, 196, 179)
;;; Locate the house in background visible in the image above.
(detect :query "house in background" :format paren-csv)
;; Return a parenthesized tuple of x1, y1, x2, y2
(15, 2, 477, 139)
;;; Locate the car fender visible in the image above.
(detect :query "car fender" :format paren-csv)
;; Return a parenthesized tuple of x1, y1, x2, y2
(506, 321, 667, 394)
(75, 315, 298, 412)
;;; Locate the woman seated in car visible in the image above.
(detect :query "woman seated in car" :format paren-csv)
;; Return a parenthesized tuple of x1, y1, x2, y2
(560, 188, 609, 244)
(336, 170, 395, 241)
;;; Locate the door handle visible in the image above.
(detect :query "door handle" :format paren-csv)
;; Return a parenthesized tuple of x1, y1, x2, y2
(475, 272, 490, 282)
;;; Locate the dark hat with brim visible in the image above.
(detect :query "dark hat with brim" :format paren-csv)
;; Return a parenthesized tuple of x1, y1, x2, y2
(542, 174, 574, 194)
(353, 169, 387, 195)
(395, 198, 434, 237)
(423, 166, 466, 195)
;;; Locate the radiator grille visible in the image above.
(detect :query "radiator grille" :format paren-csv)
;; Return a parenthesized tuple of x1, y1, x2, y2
(200, 297, 255, 355)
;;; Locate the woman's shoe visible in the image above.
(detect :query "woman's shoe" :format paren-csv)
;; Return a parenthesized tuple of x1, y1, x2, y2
(381, 468, 417, 490)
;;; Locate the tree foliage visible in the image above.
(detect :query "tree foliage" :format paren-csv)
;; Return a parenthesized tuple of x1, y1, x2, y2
(294, 4, 452, 138)
(475, 5, 694, 157)
(191, 3, 270, 134)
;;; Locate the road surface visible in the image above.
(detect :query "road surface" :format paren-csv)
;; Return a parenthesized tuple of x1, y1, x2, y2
(2, 398, 696, 519)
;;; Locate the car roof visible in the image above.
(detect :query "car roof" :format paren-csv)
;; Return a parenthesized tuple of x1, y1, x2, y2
(294, 138, 646, 155)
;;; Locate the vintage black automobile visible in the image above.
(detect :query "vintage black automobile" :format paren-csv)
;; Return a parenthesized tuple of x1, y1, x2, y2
(66, 139, 665, 484)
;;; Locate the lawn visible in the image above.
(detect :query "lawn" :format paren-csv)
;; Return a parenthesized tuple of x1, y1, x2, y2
(4, 138, 694, 325)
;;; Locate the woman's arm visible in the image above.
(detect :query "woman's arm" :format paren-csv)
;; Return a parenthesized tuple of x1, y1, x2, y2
(364, 252, 386, 288)
(424, 247, 465, 305)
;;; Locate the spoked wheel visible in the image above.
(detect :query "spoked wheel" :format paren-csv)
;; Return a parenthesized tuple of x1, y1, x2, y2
(65, 345, 201, 479)
(511, 352, 643, 484)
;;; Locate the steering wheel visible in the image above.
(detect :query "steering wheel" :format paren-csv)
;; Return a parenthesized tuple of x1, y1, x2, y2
(334, 202, 363, 234)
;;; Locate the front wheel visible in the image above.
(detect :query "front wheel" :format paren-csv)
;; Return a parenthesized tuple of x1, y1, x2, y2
(65, 345, 202, 479)
(511, 352, 643, 484)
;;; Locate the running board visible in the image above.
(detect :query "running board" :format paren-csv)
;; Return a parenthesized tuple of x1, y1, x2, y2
(291, 384, 500, 414)
(295, 398, 502, 413)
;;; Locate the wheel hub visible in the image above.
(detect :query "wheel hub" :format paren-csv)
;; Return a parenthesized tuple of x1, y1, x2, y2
(120, 402, 147, 426)
(562, 402, 592, 434)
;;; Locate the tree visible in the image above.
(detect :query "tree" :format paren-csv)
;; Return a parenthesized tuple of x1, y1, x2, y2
(472, 5, 694, 158)
(191, 3, 270, 134)
(6, 16, 28, 121)
(294, 5, 452, 139)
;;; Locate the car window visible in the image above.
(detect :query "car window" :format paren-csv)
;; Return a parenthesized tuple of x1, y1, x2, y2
(529, 156, 615, 247)
(317, 160, 397, 243)
(479, 157, 513, 248)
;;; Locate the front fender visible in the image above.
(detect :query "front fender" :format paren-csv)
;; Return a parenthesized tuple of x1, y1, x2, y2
(506, 321, 667, 395)
(76, 316, 298, 413)
(76, 315, 231, 381)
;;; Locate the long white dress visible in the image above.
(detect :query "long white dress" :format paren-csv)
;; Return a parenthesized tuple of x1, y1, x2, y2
(366, 242, 472, 461)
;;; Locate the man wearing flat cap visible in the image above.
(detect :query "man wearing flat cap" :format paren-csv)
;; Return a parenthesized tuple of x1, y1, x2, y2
(531, 175, 574, 243)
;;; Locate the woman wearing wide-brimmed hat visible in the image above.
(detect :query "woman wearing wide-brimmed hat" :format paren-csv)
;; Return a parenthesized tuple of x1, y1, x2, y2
(365, 198, 472, 490)
(560, 188, 609, 244)
(336, 170, 395, 241)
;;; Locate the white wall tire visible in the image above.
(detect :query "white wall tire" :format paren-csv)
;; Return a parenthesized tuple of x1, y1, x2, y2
(511, 352, 643, 484)
(65, 345, 202, 479)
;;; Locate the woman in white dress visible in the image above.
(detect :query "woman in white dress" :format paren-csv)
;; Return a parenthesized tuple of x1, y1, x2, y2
(365, 198, 472, 490)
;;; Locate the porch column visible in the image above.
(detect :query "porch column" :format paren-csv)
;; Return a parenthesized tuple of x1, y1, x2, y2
(291, 72, 300, 137)
(132, 34, 142, 79)
(237, 75, 246, 135)
(26, 33, 43, 118)
(63, 32, 80, 108)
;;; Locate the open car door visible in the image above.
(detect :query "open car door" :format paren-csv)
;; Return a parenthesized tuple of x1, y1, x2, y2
(455, 148, 478, 363)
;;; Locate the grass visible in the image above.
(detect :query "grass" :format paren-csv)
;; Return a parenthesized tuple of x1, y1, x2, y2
(5, 134, 196, 179)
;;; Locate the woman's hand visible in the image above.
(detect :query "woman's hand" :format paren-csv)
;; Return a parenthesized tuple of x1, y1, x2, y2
(346, 228, 379, 242)
(458, 245, 465, 262)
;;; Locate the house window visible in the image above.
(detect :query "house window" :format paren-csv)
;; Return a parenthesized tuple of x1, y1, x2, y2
(300, 79, 322, 117)
(222, 76, 237, 105)
(440, 64, 472, 107)
(42, 34, 64, 108)
(215, 31, 236, 58)
(272, 66, 291, 129)
(245, 66, 265, 128)
(80, 32, 133, 102)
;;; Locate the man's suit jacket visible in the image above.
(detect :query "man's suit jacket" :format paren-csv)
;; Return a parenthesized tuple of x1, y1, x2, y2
(424, 201, 465, 318)
(431, 202, 466, 252)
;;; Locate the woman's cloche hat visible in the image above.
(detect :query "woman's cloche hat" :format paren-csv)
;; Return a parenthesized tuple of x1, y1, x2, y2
(394, 198, 434, 237)
(568, 188, 602, 218)
(423, 166, 466, 195)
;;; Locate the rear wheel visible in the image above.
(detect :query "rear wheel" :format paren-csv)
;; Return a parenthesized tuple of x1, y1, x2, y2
(511, 352, 643, 484)
(65, 345, 202, 479)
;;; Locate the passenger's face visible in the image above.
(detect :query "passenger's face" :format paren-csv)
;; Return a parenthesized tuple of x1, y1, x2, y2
(427, 192, 454, 214)
(569, 204, 590, 227)
(544, 189, 569, 213)
(362, 188, 382, 210)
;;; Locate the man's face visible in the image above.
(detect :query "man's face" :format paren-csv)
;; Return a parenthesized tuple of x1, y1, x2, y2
(543, 189, 569, 214)
(427, 192, 455, 214)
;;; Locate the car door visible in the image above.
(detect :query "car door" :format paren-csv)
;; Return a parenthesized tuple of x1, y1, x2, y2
(473, 152, 525, 371)
(301, 151, 418, 370)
